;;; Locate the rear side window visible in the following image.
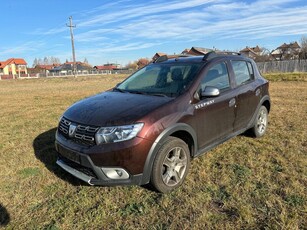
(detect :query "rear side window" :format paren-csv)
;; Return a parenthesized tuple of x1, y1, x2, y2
(231, 61, 253, 86)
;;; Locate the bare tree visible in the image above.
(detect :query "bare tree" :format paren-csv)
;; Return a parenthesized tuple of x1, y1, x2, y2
(300, 36, 307, 59)
(50, 56, 61, 65)
(43, 57, 49, 65)
(32, 56, 61, 67)
(32, 58, 39, 67)
(38, 58, 43, 65)
(126, 61, 138, 70)
(137, 58, 150, 69)
(255, 47, 271, 62)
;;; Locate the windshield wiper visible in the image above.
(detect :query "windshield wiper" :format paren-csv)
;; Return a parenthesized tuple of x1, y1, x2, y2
(150, 93, 168, 97)
(133, 91, 169, 97)
(128, 91, 148, 95)
(117, 89, 169, 97)
(113, 87, 127, 93)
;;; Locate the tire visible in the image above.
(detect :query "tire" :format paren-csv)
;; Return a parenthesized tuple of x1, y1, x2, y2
(251, 105, 268, 138)
(150, 136, 190, 193)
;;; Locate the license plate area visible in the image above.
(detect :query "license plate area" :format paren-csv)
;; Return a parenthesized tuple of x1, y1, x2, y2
(57, 145, 80, 164)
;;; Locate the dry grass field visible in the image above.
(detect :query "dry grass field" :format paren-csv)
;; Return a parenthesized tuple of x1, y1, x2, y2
(0, 73, 306, 229)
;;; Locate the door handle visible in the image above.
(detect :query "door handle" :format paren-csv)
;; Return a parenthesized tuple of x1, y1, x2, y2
(229, 98, 236, 107)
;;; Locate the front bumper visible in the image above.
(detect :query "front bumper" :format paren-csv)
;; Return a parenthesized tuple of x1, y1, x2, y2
(56, 158, 95, 185)
(55, 131, 149, 186)
(56, 157, 143, 186)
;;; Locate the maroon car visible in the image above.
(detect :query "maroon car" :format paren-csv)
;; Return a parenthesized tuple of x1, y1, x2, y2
(55, 52, 270, 193)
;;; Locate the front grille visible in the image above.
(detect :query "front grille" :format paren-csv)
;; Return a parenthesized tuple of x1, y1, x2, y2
(58, 117, 99, 146)
(59, 154, 98, 179)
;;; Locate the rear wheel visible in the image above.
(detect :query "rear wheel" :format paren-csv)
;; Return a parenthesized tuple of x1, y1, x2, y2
(251, 105, 268, 137)
(151, 136, 190, 193)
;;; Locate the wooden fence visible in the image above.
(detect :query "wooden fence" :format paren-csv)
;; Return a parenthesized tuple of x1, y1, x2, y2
(256, 60, 307, 73)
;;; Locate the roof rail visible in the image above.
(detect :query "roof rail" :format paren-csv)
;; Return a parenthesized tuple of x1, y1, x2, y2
(202, 51, 241, 61)
(154, 53, 196, 63)
(218, 51, 241, 56)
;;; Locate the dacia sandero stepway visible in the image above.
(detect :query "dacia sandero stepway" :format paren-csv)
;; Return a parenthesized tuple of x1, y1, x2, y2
(55, 52, 270, 193)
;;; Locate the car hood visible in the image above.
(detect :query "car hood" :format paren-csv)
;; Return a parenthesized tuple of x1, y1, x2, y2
(63, 91, 172, 126)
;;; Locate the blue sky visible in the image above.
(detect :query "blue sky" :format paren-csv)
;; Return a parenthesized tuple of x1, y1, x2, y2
(0, 0, 306, 66)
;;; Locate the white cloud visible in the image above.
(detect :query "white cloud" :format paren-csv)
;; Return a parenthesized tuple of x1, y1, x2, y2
(202, 6, 307, 39)
(73, 0, 307, 43)
(78, 0, 215, 27)
(0, 41, 45, 56)
(77, 42, 160, 56)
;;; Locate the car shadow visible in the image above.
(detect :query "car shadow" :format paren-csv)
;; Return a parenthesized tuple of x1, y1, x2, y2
(33, 128, 86, 186)
(0, 203, 10, 226)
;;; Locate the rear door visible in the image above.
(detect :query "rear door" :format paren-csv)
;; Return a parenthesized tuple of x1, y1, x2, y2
(194, 61, 236, 149)
(230, 60, 259, 131)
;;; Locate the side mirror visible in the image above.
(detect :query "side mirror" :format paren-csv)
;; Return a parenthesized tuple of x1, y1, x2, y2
(201, 86, 220, 98)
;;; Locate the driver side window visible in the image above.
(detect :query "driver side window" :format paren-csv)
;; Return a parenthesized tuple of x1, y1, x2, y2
(201, 62, 230, 92)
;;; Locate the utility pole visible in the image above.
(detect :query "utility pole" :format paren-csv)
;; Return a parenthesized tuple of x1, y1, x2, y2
(67, 16, 77, 77)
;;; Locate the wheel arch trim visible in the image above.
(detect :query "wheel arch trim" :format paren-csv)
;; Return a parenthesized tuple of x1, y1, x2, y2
(140, 123, 197, 184)
(248, 95, 271, 129)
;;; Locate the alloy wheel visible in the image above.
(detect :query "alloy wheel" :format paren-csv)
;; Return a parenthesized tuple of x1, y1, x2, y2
(161, 147, 188, 186)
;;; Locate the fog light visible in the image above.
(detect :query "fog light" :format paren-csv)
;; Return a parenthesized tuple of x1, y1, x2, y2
(102, 168, 129, 179)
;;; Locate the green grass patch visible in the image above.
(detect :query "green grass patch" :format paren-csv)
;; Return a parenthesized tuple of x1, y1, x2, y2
(17, 167, 40, 178)
(285, 195, 305, 207)
(231, 164, 251, 183)
(263, 72, 307, 82)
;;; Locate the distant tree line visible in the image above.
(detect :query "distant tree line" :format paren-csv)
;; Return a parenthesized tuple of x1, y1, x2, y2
(32, 56, 61, 67)
(125, 58, 151, 70)
(32, 57, 91, 68)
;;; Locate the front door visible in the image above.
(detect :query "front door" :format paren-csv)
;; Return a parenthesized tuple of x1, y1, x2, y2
(193, 61, 236, 149)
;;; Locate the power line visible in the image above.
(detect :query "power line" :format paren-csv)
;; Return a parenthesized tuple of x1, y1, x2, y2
(67, 16, 77, 77)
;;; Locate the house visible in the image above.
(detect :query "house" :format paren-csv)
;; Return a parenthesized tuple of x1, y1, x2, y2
(29, 64, 60, 74)
(50, 61, 92, 74)
(271, 42, 301, 60)
(152, 52, 167, 61)
(94, 65, 114, 71)
(186, 47, 214, 56)
(152, 47, 214, 62)
(181, 49, 190, 55)
(240, 46, 262, 59)
(93, 63, 120, 71)
(152, 53, 180, 61)
(0, 58, 27, 75)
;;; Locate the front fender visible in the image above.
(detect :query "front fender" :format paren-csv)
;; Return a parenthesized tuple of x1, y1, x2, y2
(140, 123, 197, 184)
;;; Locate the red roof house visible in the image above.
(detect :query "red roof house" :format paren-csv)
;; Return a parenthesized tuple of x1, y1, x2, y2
(0, 58, 27, 76)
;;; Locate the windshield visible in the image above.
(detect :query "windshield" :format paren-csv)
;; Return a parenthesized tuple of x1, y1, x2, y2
(116, 63, 202, 97)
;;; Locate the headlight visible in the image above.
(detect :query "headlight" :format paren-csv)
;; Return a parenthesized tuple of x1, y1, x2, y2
(95, 123, 144, 145)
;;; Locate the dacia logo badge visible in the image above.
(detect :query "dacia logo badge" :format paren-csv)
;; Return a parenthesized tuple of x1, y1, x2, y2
(69, 124, 77, 137)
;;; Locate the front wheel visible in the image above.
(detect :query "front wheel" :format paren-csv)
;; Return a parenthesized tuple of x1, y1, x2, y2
(150, 136, 190, 193)
(251, 105, 268, 138)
